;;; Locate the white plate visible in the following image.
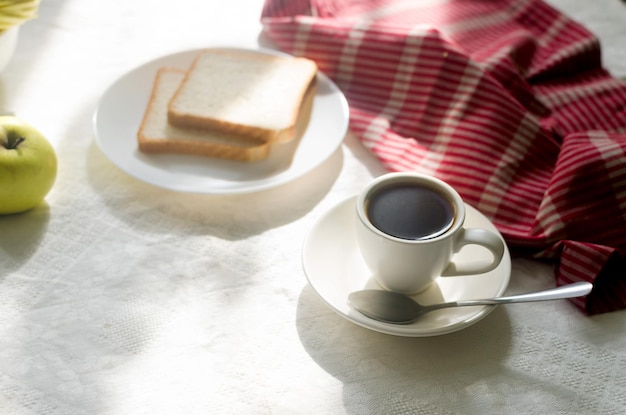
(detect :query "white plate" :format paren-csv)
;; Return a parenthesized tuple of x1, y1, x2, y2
(93, 48, 349, 194)
(302, 196, 511, 337)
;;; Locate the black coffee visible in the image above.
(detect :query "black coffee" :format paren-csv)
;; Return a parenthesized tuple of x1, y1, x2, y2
(366, 183, 455, 240)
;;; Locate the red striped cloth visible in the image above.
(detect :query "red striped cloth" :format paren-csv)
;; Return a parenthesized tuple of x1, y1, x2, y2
(261, 0, 626, 314)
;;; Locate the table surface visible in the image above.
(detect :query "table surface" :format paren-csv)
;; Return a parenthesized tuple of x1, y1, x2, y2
(2, 1, 626, 414)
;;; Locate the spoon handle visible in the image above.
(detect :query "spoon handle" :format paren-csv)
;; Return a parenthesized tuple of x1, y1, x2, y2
(454, 281, 593, 307)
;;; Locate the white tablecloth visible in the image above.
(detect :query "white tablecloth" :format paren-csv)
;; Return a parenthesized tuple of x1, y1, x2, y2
(1, 1, 626, 413)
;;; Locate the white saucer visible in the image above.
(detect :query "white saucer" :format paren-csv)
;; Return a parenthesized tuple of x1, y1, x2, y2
(93, 47, 349, 194)
(302, 196, 511, 337)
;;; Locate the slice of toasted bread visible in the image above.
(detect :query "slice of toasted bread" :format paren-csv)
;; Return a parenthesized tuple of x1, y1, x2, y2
(167, 49, 318, 143)
(137, 68, 270, 162)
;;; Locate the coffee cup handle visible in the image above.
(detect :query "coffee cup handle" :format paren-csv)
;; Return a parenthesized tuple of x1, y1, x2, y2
(441, 228, 506, 276)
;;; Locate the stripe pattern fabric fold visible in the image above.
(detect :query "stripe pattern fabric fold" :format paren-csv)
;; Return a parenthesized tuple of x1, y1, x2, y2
(261, 0, 626, 314)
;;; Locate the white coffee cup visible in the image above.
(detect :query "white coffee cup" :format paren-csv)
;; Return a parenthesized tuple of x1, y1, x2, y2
(355, 172, 505, 294)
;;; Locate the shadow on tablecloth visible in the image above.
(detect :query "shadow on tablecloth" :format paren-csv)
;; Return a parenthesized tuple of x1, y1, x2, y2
(83, 124, 345, 241)
(296, 284, 516, 414)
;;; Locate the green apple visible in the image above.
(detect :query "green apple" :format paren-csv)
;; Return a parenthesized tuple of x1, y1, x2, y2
(0, 116, 57, 215)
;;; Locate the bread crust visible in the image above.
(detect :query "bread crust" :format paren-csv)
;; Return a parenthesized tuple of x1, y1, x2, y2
(167, 49, 318, 144)
(137, 68, 270, 162)
(166, 111, 280, 143)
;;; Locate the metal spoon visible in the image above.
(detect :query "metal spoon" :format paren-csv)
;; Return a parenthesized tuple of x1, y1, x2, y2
(348, 281, 593, 324)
